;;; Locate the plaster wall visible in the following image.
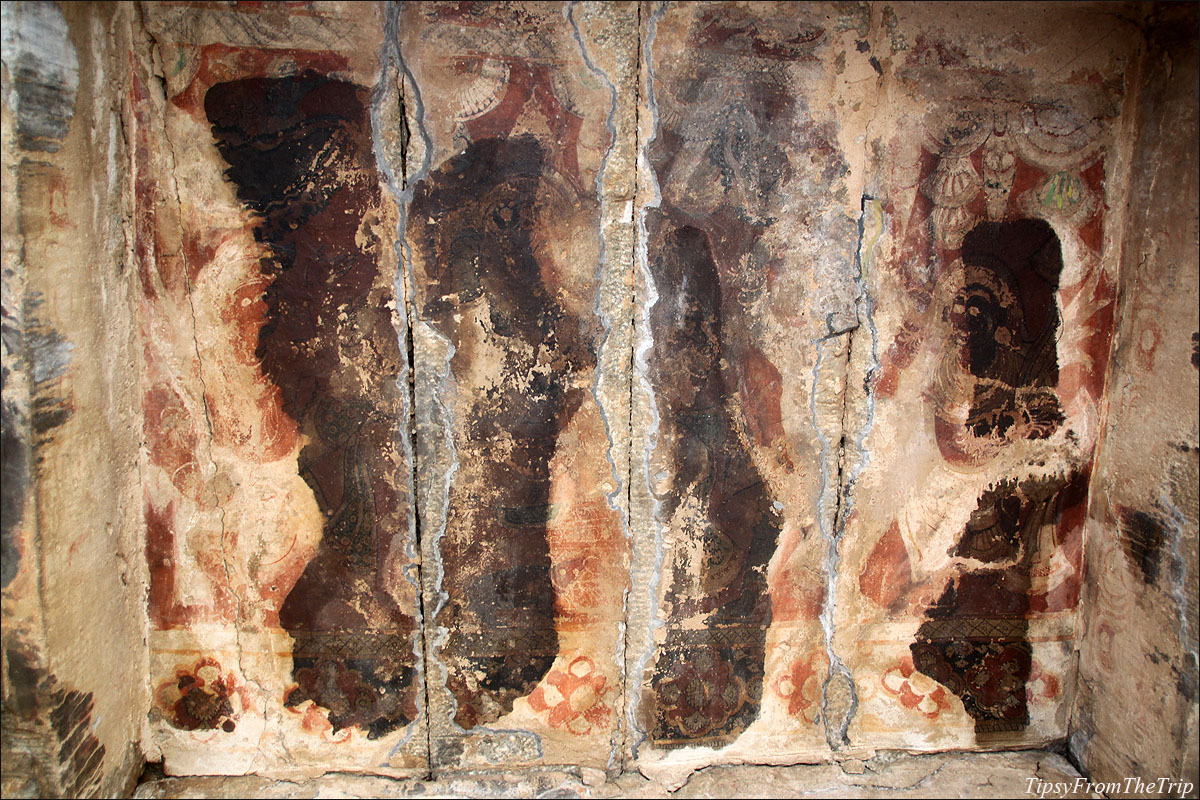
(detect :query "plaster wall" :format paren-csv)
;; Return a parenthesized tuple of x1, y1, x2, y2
(0, 2, 1195, 795)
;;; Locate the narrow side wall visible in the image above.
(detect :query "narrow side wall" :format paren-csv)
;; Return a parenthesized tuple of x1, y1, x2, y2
(1072, 5, 1200, 796)
(1, 2, 148, 797)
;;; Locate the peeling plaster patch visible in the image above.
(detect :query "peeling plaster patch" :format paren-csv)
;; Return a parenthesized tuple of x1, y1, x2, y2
(1, 283, 30, 586)
(0, 395, 29, 587)
(0, 0, 79, 151)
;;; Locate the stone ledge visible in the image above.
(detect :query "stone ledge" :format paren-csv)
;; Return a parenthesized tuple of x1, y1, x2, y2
(134, 750, 1093, 798)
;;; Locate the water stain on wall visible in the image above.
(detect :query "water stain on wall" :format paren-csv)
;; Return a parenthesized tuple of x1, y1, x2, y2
(205, 72, 417, 739)
(1116, 506, 1173, 586)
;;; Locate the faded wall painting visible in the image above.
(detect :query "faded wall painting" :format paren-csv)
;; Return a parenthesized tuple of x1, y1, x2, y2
(136, 1, 425, 776)
(113, 0, 1183, 782)
(835, 5, 1134, 751)
(630, 1, 868, 767)
(400, 0, 631, 770)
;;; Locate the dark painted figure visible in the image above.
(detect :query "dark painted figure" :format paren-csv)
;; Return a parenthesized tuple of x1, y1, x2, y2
(410, 135, 594, 728)
(954, 218, 1065, 443)
(641, 8, 836, 745)
(206, 73, 416, 738)
(645, 220, 782, 746)
(914, 219, 1071, 735)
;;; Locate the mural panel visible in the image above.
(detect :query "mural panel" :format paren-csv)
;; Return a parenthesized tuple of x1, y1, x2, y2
(631, 1, 870, 769)
(136, 1, 425, 775)
(400, 0, 634, 770)
(835, 6, 1138, 750)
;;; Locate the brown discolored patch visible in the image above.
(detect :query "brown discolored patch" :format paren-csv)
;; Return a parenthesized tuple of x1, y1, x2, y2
(1116, 506, 1173, 586)
(155, 657, 241, 733)
(932, 219, 1067, 467)
(205, 73, 417, 739)
(410, 135, 594, 728)
(911, 474, 1078, 735)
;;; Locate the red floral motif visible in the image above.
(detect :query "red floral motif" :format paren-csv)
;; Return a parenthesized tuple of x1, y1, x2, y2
(155, 657, 244, 733)
(656, 649, 748, 739)
(881, 655, 951, 720)
(285, 700, 354, 743)
(772, 651, 825, 722)
(1027, 660, 1060, 706)
(528, 656, 612, 735)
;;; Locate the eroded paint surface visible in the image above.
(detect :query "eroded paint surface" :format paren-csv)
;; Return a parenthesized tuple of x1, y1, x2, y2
(95, 0, 1193, 782)
(836, 4, 1135, 751)
(634, 2, 865, 760)
(206, 74, 418, 740)
(135, 1, 425, 775)
(400, 0, 630, 769)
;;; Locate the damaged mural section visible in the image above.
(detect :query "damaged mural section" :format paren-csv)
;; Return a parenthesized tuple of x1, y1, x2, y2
(410, 134, 588, 728)
(205, 73, 418, 739)
(93, 0, 1196, 784)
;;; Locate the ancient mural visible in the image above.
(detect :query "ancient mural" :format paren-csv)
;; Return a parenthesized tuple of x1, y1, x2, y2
(399, 0, 632, 770)
(77, 0, 1190, 783)
(135, 1, 425, 775)
(205, 72, 418, 740)
(631, 1, 868, 766)
(835, 6, 1136, 750)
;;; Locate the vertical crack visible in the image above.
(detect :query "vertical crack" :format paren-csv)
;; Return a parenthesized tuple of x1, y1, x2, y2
(564, 0, 629, 772)
(627, 0, 667, 762)
(820, 193, 884, 749)
(816, 2, 887, 749)
(622, 2, 642, 770)
(812, 333, 854, 750)
(370, 1, 430, 775)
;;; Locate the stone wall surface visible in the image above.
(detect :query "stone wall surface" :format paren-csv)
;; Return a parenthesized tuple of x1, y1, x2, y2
(1, 1, 1197, 796)
(2, 2, 147, 796)
(1070, 4, 1200, 796)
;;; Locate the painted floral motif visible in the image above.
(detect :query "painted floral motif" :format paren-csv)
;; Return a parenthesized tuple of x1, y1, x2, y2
(155, 657, 244, 733)
(881, 655, 951, 720)
(527, 655, 613, 736)
(655, 648, 751, 739)
(773, 651, 825, 722)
